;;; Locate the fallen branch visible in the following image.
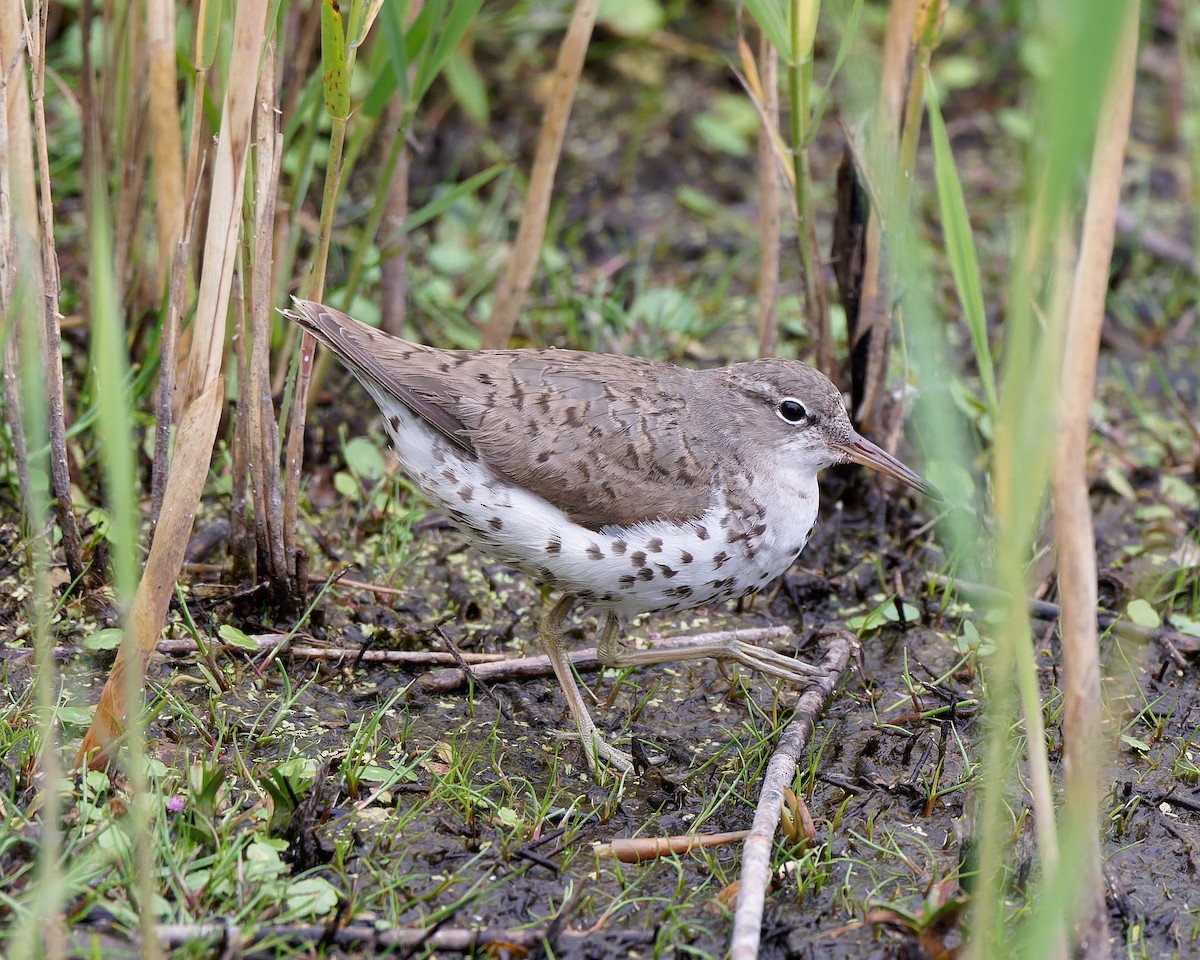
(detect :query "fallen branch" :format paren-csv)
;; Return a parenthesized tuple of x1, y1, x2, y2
(149, 921, 545, 953)
(417, 626, 793, 692)
(730, 635, 854, 960)
(154, 633, 505, 665)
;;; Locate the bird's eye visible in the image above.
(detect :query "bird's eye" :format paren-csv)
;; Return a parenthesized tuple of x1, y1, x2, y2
(777, 399, 807, 423)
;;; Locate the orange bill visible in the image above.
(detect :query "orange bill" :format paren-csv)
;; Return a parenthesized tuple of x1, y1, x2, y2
(831, 434, 942, 500)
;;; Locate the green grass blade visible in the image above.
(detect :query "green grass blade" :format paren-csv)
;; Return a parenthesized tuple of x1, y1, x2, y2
(396, 161, 508, 238)
(410, 0, 484, 109)
(743, 0, 793, 61)
(926, 78, 998, 419)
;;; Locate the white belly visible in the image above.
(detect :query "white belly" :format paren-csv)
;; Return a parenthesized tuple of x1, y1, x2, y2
(378, 398, 819, 617)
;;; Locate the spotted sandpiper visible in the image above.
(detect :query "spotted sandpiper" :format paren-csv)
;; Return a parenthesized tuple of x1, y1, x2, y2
(288, 300, 937, 776)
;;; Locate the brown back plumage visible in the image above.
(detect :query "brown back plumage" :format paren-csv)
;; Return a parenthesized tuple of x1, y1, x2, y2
(288, 300, 720, 527)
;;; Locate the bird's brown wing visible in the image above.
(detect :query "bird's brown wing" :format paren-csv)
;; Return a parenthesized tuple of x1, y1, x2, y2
(288, 300, 476, 456)
(288, 300, 716, 528)
(453, 351, 717, 528)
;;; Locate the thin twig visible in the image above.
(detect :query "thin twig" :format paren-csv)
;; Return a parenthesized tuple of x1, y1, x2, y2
(597, 830, 750, 863)
(26, 0, 84, 584)
(3, 641, 507, 666)
(149, 921, 545, 953)
(434, 621, 514, 721)
(418, 626, 794, 692)
(730, 635, 853, 960)
(931, 575, 1193, 668)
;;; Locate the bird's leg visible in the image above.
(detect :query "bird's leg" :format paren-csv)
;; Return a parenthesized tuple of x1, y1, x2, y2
(540, 596, 633, 777)
(594, 613, 625, 709)
(596, 611, 622, 663)
(597, 621, 823, 685)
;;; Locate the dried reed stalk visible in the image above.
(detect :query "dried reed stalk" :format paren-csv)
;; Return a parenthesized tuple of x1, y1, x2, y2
(755, 32, 781, 359)
(1052, 6, 1138, 953)
(481, 0, 600, 348)
(79, 1, 270, 764)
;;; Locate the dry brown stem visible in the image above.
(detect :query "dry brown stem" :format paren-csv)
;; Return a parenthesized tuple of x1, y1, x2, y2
(245, 42, 288, 591)
(79, 0, 269, 764)
(1052, 6, 1138, 953)
(379, 91, 411, 336)
(597, 831, 750, 863)
(78, 378, 224, 763)
(0, 0, 40, 536)
(755, 31, 781, 359)
(145, 0, 184, 287)
(481, 0, 600, 348)
(25, 0, 84, 584)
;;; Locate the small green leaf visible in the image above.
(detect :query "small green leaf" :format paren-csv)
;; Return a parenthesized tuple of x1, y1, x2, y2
(409, 0, 485, 111)
(287, 876, 340, 917)
(495, 806, 522, 828)
(927, 78, 997, 419)
(443, 49, 489, 126)
(57, 706, 93, 728)
(675, 185, 721, 218)
(933, 55, 984, 90)
(1125, 599, 1161, 629)
(882, 602, 921, 624)
(1161, 474, 1199, 510)
(195, 0, 222, 71)
(85, 628, 124, 652)
(997, 107, 1033, 142)
(428, 241, 479, 276)
(276, 756, 318, 787)
(1120, 734, 1150, 753)
(245, 838, 287, 883)
(693, 95, 759, 158)
(956, 620, 996, 657)
(355, 764, 397, 784)
(218, 624, 259, 650)
(334, 471, 360, 499)
(598, 0, 664, 37)
(628, 289, 702, 336)
(85, 769, 111, 793)
(1102, 465, 1136, 501)
(845, 606, 889, 633)
(395, 162, 507, 237)
(345, 437, 386, 481)
(1168, 613, 1200, 638)
(693, 112, 750, 157)
(742, 0, 792, 60)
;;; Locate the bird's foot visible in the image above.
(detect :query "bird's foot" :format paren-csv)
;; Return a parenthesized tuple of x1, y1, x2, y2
(600, 628, 823, 686)
(580, 733, 634, 778)
(716, 638, 824, 684)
